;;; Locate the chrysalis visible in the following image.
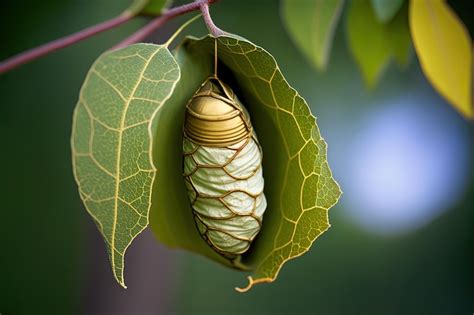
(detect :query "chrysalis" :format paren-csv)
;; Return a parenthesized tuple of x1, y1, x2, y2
(183, 75, 267, 259)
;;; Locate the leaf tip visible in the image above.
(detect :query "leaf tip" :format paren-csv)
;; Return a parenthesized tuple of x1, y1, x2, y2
(364, 76, 379, 90)
(112, 267, 128, 289)
(314, 58, 329, 73)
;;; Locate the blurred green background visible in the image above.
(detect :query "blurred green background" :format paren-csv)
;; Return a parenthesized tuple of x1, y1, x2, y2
(1, 0, 473, 314)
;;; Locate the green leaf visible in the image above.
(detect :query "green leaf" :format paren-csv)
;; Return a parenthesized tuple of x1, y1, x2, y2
(126, 0, 172, 16)
(388, 3, 411, 67)
(371, 0, 404, 23)
(281, 0, 344, 71)
(347, 0, 411, 87)
(71, 44, 180, 288)
(347, 0, 391, 87)
(148, 34, 342, 291)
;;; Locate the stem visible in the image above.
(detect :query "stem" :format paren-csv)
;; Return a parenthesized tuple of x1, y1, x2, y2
(164, 14, 202, 48)
(0, 0, 223, 74)
(115, 0, 221, 49)
(0, 13, 133, 74)
(199, 1, 225, 36)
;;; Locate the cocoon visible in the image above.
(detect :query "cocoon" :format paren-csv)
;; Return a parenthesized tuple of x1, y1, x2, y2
(183, 77, 267, 257)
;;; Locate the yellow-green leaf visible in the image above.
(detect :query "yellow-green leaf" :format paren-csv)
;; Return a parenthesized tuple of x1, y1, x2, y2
(409, 0, 473, 119)
(71, 44, 180, 288)
(148, 34, 342, 291)
(281, 0, 344, 71)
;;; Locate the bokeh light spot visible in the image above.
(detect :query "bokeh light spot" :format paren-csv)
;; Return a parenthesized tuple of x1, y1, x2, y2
(341, 99, 470, 235)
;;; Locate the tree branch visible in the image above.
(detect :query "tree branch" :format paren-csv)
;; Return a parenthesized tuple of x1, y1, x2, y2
(0, 0, 223, 74)
(0, 13, 133, 74)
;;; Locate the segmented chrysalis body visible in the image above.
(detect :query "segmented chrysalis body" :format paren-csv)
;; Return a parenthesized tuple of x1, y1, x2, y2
(183, 77, 267, 258)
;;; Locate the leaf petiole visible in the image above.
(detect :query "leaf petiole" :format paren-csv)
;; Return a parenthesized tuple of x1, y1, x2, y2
(164, 14, 202, 48)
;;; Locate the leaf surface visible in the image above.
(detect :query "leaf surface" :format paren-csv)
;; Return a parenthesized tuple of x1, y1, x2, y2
(371, 0, 404, 23)
(281, 0, 344, 71)
(148, 35, 342, 291)
(409, 0, 472, 119)
(71, 44, 180, 287)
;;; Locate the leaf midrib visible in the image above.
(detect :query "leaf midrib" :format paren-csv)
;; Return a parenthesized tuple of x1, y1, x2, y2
(111, 47, 163, 285)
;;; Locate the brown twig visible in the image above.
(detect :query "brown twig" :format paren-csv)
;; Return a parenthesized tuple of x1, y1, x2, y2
(0, 0, 222, 74)
(0, 13, 133, 74)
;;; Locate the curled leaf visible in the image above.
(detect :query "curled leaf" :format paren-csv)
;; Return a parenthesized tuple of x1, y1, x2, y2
(148, 34, 342, 291)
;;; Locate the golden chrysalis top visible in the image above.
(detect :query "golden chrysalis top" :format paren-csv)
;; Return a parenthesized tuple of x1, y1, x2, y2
(184, 79, 252, 147)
